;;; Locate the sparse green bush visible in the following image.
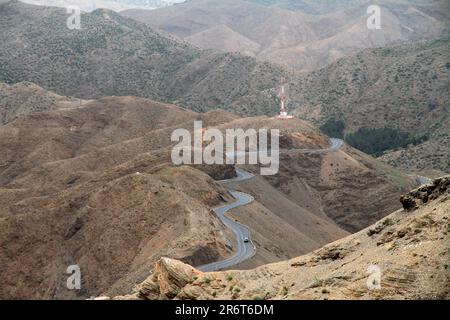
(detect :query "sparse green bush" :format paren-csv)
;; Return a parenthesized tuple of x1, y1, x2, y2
(345, 127, 428, 156)
(312, 276, 322, 288)
(320, 119, 345, 139)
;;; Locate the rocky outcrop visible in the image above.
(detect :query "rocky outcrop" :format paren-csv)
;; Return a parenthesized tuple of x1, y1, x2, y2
(155, 258, 199, 299)
(400, 175, 450, 211)
(111, 258, 204, 300)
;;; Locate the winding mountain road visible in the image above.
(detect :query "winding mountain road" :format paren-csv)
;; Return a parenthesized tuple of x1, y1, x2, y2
(197, 138, 344, 272)
(226, 138, 344, 160)
(282, 138, 344, 154)
(198, 137, 432, 272)
(198, 190, 256, 272)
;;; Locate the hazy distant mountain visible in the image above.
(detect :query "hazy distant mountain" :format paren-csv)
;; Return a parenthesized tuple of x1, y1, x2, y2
(245, 0, 449, 14)
(123, 0, 449, 72)
(245, 0, 372, 14)
(20, 0, 186, 12)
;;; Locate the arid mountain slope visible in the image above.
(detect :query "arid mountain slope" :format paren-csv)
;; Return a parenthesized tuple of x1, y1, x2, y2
(0, 1, 287, 115)
(204, 116, 418, 234)
(0, 84, 419, 298)
(0, 94, 344, 291)
(122, 0, 450, 71)
(209, 117, 350, 266)
(261, 144, 419, 233)
(113, 176, 450, 300)
(289, 38, 450, 172)
(0, 95, 243, 299)
(379, 136, 450, 174)
(291, 39, 449, 134)
(0, 90, 339, 298)
(0, 82, 89, 125)
(0, 164, 235, 299)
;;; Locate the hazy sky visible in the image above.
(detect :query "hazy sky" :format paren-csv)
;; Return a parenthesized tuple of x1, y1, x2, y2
(20, 0, 186, 12)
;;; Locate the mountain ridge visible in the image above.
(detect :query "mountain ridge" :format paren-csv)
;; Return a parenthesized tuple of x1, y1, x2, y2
(122, 0, 450, 71)
(0, 0, 288, 115)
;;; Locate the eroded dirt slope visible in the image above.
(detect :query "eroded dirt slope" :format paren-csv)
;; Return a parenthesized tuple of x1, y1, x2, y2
(114, 176, 449, 300)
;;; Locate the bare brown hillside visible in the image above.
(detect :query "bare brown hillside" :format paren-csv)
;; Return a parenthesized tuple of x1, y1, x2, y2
(198, 116, 418, 268)
(0, 86, 420, 299)
(267, 145, 419, 232)
(207, 116, 418, 233)
(0, 95, 241, 299)
(0, 93, 329, 299)
(0, 82, 87, 125)
(112, 176, 450, 300)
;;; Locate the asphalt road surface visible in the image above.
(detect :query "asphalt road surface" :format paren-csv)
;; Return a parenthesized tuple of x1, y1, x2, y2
(226, 138, 344, 160)
(198, 191, 256, 272)
(282, 138, 344, 154)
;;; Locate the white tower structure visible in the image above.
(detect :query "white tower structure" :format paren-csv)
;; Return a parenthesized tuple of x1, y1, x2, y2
(276, 85, 293, 119)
